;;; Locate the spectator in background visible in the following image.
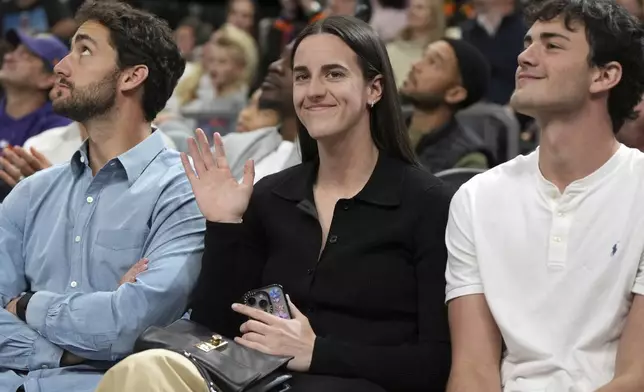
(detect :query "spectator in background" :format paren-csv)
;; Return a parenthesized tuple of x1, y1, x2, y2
(0, 1, 204, 392)
(210, 23, 258, 85)
(0, 0, 76, 40)
(400, 38, 493, 172)
(235, 88, 280, 133)
(618, 95, 644, 151)
(168, 26, 252, 118)
(0, 30, 71, 149)
(387, 0, 444, 88)
(174, 16, 203, 62)
(370, 0, 409, 42)
(253, 0, 323, 92)
(460, 0, 526, 105)
(0, 39, 10, 97)
(221, 43, 300, 182)
(444, 0, 474, 27)
(226, 0, 258, 38)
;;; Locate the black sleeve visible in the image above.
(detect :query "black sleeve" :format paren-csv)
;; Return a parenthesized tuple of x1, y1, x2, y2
(41, 0, 72, 27)
(308, 184, 453, 392)
(189, 190, 268, 338)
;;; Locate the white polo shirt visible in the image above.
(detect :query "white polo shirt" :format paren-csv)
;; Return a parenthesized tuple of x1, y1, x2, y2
(445, 145, 644, 392)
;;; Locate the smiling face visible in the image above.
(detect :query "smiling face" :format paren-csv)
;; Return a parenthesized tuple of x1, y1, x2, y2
(292, 33, 382, 141)
(510, 17, 596, 118)
(51, 20, 122, 122)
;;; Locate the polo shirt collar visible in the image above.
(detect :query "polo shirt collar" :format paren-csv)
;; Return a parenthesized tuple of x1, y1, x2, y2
(272, 152, 404, 207)
(71, 128, 166, 186)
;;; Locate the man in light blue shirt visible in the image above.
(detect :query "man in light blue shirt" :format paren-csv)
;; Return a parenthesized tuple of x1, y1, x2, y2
(0, 1, 204, 391)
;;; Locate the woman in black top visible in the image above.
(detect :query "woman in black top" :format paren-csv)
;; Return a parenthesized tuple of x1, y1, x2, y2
(184, 15, 452, 392)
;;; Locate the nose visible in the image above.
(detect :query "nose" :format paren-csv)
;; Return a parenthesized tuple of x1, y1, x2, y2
(267, 57, 283, 75)
(517, 44, 537, 69)
(53, 53, 72, 78)
(4, 49, 16, 63)
(306, 74, 326, 100)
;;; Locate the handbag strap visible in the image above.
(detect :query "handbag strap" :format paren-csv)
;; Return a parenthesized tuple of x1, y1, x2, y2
(180, 350, 221, 392)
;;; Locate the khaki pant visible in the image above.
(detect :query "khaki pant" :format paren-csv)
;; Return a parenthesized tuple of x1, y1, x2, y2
(95, 349, 207, 392)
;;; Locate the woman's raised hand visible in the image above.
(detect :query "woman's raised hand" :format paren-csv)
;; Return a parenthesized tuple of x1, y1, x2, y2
(181, 129, 255, 223)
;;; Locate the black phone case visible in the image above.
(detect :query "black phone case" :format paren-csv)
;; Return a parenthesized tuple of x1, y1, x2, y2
(242, 284, 293, 319)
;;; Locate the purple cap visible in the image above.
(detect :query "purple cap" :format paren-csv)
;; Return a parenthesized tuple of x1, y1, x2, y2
(5, 29, 69, 70)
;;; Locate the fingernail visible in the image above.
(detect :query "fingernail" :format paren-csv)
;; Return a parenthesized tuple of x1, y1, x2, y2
(231, 303, 241, 310)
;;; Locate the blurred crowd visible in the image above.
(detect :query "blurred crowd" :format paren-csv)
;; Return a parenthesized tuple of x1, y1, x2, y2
(5, 0, 642, 197)
(2, 1, 644, 391)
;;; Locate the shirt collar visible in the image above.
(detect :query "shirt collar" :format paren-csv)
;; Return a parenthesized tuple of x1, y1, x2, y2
(71, 128, 166, 186)
(535, 144, 628, 197)
(272, 153, 404, 207)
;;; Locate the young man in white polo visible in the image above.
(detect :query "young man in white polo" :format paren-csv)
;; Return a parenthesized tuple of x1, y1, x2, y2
(445, 1, 644, 391)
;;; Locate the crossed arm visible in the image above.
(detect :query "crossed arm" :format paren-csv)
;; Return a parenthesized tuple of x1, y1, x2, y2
(0, 175, 205, 369)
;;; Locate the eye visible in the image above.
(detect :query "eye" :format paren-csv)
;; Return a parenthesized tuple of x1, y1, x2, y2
(80, 46, 91, 56)
(294, 74, 308, 82)
(327, 70, 344, 79)
(546, 43, 560, 50)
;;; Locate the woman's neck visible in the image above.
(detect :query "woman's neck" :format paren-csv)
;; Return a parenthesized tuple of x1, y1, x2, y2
(316, 121, 379, 198)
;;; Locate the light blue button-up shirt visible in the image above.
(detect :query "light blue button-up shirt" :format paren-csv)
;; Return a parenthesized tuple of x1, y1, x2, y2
(0, 130, 205, 392)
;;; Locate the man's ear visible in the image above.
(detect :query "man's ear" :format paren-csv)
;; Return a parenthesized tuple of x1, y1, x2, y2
(444, 85, 467, 106)
(589, 61, 622, 95)
(119, 65, 149, 93)
(367, 75, 384, 105)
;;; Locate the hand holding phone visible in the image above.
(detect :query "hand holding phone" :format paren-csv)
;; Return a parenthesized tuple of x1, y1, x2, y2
(241, 284, 292, 319)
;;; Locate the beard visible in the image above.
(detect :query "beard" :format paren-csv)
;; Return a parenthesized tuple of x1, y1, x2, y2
(52, 69, 120, 122)
(400, 90, 445, 111)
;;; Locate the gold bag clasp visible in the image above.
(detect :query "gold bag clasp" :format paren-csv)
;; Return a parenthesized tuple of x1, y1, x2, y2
(195, 334, 228, 352)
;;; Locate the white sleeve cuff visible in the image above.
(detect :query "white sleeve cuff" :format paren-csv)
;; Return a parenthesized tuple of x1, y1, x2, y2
(446, 284, 484, 303)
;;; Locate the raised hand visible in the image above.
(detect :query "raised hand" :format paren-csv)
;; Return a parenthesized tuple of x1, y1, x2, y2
(181, 129, 254, 223)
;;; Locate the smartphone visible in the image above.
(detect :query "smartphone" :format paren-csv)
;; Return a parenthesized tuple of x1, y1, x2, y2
(242, 284, 292, 320)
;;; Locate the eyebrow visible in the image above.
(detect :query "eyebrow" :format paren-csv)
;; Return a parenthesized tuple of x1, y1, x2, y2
(74, 33, 98, 47)
(293, 63, 349, 74)
(524, 32, 571, 44)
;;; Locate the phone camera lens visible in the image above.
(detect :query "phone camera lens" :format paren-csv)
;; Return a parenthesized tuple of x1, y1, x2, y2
(259, 299, 268, 308)
(247, 297, 256, 306)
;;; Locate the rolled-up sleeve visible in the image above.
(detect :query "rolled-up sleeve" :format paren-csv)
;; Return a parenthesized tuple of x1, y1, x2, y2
(25, 176, 205, 361)
(0, 180, 64, 370)
(445, 185, 483, 302)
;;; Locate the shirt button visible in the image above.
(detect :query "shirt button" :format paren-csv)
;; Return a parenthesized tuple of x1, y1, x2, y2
(80, 156, 85, 164)
(70, 281, 78, 288)
(329, 235, 338, 244)
(557, 212, 564, 217)
(41, 365, 48, 369)
(553, 236, 561, 242)
(86, 196, 94, 204)
(307, 268, 314, 275)
(342, 203, 349, 211)
(74, 236, 81, 243)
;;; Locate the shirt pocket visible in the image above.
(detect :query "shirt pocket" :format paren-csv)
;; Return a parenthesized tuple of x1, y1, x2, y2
(91, 229, 149, 290)
(95, 228, 148, 250)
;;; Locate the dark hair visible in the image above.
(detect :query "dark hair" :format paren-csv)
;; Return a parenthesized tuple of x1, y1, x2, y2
(290, 15, 416, 164)
(75, 0, 185, 122)
(525, 0, 644, 132)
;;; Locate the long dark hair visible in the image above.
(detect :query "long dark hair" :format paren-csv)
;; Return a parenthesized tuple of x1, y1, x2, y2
(290, 15, 417, 165)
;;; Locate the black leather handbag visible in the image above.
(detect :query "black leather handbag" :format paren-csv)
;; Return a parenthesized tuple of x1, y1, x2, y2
(134, 319, 293, 392)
